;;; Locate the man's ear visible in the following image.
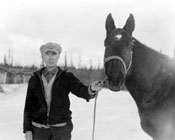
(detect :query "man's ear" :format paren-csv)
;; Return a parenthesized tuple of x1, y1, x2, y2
(123, 13, 135, 35)
(41, 53, 44, 60)
(105, 13, 116, 36)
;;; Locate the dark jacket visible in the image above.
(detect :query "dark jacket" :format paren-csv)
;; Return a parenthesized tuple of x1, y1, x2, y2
(23, 67, 93, 133)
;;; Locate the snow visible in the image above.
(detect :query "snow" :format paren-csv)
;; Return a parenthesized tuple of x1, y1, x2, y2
(0, 84, 152, 140)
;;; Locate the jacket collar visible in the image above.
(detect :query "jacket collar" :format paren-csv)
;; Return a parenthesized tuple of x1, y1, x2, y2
(34, 66, 66, 79)
(43, 67, 58, 77)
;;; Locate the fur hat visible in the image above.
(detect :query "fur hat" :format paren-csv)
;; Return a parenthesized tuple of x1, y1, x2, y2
(40, 42, 62, 54)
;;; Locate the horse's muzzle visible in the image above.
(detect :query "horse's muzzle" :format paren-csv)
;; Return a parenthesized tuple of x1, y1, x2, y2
(106, 72, 125, 91)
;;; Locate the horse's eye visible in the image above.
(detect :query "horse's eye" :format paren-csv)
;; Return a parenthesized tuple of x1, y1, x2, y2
(114, 34, 122, 41)
(130, 39, 135, 46)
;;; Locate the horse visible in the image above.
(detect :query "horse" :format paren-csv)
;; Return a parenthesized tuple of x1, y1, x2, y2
(104, 13, 175, 140)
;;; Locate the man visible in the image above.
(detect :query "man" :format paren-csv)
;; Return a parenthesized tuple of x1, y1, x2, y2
(23, 42, 103, 140)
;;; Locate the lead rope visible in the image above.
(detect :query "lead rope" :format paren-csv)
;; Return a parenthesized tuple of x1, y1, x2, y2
(92, 79, 107, 140)
(92, 92, 98, 140)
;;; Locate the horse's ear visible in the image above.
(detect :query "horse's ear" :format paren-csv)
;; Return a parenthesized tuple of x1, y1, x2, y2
(123, 13, 135, 35)
(105, 13, 116, 36)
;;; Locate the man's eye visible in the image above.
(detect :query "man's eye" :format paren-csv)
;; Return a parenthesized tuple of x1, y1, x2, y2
(45, 52, 57, 55)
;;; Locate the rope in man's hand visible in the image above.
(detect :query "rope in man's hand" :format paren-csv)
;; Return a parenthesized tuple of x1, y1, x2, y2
(92, 79, 107, 140)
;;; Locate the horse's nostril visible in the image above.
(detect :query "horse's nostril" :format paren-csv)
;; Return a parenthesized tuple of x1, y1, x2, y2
(114, 72, 124, 83)
(119, 72, 124, 79)
(108, 71, 124, 83)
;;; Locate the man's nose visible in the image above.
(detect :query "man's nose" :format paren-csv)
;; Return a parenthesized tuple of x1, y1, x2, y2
(49, 55, 54, 59)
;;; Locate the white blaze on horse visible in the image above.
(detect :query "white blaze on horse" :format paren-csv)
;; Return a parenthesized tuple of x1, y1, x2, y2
(104, 13, 175, 140)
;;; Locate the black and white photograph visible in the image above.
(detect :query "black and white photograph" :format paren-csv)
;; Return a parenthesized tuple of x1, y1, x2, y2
(0, 0, 174, 140)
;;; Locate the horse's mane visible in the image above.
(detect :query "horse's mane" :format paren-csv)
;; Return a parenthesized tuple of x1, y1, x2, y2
(127, 38, 175, 110)
(132, 37, 175, 74)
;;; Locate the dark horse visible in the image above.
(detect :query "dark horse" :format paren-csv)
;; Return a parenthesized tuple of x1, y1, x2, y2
(104, 13, 175, 140)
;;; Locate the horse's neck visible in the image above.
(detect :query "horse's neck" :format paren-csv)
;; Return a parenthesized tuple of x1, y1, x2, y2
(131, 40, 166, 83)
(125, 39, 174, 105)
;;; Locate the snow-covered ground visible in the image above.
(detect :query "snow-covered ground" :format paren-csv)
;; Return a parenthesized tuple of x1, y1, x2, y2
(0, 84, 152, 140)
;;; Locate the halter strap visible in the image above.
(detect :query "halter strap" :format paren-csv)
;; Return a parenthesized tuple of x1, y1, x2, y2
(104, 52, 133, 75)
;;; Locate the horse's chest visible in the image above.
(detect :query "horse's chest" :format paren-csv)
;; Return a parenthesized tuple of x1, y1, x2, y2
(139, 106, 175, 139)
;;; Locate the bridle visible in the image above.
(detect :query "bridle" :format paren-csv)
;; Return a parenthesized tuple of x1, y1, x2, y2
(104, 40, 134, 76)
(104, 54, 133, 76)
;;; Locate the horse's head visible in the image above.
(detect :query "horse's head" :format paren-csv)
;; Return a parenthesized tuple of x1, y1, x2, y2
(104, 13, 135, 91)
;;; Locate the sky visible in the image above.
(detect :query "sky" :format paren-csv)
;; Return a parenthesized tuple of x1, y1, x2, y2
(0, 0, 174, 68)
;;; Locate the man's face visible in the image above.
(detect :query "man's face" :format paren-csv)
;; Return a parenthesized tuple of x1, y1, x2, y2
(42, 51, 60, 68)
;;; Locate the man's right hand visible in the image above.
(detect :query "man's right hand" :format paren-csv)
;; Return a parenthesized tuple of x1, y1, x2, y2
(25, 131, 33, 140)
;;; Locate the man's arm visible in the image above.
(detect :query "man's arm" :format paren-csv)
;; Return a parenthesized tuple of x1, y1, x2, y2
(67, 72, 103, 101)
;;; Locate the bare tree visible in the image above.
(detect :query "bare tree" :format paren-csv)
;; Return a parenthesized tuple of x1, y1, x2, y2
(3, 55, 7, 65)
(64, 52, 68, 69)
(0, 84, 4, 92)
